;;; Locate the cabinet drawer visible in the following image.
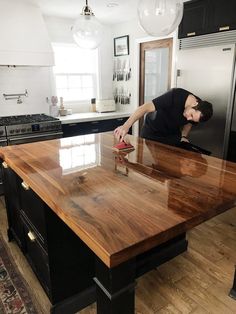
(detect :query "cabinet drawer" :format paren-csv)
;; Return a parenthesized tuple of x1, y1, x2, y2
(23, 219, 51, 296)
(62, 117, 131, 137)
(20, 181, 47, 244)
(62, 121, 102, 137)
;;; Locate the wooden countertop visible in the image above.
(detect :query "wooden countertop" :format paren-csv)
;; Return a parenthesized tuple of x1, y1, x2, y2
(0, 133, 236, 267)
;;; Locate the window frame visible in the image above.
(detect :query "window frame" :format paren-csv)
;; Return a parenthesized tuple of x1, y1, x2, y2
(52, 43, 99, 105)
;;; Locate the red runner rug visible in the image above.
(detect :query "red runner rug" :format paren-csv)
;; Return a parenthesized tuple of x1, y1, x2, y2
(0, 235, 39, 313)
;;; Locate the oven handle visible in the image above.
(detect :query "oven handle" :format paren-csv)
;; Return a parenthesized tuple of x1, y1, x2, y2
(8, 131, 63, 142)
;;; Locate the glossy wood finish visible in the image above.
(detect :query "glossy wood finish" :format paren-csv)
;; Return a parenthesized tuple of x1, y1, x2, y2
(1, 198, 235, 313)
(0, 133, 236, 268)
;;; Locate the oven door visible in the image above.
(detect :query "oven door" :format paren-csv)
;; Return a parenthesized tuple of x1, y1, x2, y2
(0, 138, 8, 195)
(7, 131, 63, 145)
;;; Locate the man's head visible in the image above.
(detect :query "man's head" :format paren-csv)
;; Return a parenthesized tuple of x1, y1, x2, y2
(184, 100, 213, 123)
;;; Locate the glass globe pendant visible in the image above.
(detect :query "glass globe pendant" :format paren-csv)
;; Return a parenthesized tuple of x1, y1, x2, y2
(138, 0, 183, 37)
(72, 0, 104, 49)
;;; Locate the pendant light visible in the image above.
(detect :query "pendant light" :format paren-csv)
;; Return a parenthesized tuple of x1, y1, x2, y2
(137, 0, 183, 37)
(72, 0, 104, 49)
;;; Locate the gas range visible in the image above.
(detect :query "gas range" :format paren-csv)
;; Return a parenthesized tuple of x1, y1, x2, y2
(0, 126, 6, 139)
(0, 114, 62, 145)
(0, 114, 63, 195)
(0, 113, 59, 126)
(0, 113, 61, 136)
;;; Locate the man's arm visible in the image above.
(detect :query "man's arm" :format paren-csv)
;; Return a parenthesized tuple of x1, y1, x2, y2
(114, 102, 155, 142)
(181, 123, 192, 142)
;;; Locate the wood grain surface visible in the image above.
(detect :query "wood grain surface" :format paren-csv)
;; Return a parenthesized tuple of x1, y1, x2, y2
(0, 133, 236, 267)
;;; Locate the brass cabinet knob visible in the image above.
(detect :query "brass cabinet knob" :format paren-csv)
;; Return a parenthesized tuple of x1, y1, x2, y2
(2, 161, 8, 169)
(21, 181, 30, 190)
(27, 231, 36, 242)
(187, 32, 196, 36)
(219, 26, 230, 31)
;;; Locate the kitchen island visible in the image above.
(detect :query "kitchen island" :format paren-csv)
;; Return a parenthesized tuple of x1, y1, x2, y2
(0, 132, 236, 313)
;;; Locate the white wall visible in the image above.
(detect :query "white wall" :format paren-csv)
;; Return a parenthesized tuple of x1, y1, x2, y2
(0, 66, 53, 116)
(0, 0, 54, 117)
(111, 17, 178, 113)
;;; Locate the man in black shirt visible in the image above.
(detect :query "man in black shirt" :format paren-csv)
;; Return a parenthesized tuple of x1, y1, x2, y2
(114, 88, 213, 146)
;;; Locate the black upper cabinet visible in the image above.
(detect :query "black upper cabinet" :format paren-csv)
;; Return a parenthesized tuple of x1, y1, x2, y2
(208, 0, 236, 33)
(178, 0, 209, 38)
(178, 0, 236, 39)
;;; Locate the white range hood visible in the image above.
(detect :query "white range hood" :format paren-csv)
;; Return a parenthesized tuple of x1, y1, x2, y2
(0, 0, 54, 66)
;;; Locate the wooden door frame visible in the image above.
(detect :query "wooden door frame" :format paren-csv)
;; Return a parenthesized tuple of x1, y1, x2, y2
(139, 38, 173, 135)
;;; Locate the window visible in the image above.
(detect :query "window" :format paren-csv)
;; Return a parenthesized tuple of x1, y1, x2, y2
(53, 43, 98, 102)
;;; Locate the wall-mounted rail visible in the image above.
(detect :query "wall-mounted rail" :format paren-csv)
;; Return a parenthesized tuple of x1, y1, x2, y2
(3, 89, 28, 104)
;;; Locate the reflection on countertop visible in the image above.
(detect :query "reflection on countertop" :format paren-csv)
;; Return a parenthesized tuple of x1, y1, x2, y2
(59, 134, 101, 175)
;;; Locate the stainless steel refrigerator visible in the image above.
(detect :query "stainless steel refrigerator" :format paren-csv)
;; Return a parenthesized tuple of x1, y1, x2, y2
(176, 44, 236, 158)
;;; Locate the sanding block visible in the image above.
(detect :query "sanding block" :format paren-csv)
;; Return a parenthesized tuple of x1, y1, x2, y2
(112, 142, 134, 152)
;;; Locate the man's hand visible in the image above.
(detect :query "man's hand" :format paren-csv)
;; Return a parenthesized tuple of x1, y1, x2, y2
(181, 136, 190, 143)
(114, 125, 129, 142)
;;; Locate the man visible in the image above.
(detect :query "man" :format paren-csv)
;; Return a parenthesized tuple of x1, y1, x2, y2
(114, 88, 213, 146)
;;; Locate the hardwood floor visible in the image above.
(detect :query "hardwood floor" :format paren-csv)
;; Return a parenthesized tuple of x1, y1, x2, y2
(0, 196, 235, 314)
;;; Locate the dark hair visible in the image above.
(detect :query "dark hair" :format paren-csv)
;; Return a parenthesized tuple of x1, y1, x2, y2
(193, 100, 213, 122)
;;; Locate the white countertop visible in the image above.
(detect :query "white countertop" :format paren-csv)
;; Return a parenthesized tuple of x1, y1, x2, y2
(58, 111, 131, 124)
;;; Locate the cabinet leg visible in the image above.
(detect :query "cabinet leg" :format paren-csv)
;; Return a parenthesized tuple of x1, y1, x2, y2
(229, 265, 236, 300)
(94, 258, 136, 314)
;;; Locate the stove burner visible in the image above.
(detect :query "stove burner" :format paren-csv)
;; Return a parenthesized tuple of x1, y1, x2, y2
(0, 114, 59, 126)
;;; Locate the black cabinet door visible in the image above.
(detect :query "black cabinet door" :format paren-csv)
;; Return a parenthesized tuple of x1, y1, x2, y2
(62, 117, 130, 138)
(22, 218, 51, 296)
(19, 183, 47, 249)
(2, 164, 25, 250)
(178, 0, 209, 38)
(208, 0, 236, 33)
(62, 121, 101, 137)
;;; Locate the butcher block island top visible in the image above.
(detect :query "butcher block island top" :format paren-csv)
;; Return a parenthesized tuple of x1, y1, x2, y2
(0, 132, 236, 268)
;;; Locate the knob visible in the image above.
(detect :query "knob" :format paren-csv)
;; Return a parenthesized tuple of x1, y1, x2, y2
(27, 231, 36, 242)
(21, 181, 30, 190)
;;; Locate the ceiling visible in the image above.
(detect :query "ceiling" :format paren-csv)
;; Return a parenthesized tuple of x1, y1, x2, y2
(31, 0, 140, 24)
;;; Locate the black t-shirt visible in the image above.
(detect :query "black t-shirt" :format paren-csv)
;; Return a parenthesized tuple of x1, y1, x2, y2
(141, 88, 199, 143)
